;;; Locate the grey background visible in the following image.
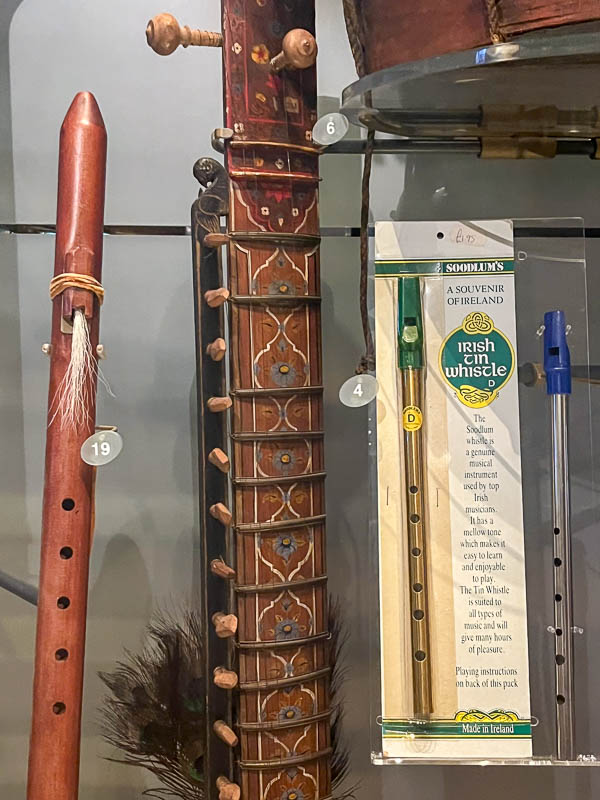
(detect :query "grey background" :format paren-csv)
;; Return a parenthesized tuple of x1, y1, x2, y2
(1, 0, 599, 798)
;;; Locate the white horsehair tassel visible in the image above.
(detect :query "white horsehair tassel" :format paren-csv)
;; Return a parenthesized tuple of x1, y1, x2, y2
(49, 309, 112, 429)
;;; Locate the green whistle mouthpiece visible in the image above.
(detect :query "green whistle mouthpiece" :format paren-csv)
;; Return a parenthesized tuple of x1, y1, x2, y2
(398, 277, 424, 369)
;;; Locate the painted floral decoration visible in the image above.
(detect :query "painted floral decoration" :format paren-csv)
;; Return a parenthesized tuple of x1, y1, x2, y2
(274, 533, 298, 562)
(252, 43, 270, 64)
(275, 618, 300, 641)
(278, 705, 303, 722)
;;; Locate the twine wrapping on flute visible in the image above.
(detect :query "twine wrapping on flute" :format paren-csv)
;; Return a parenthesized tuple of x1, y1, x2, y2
(48, 273, 111, 430)
(49, 272, 105, 304)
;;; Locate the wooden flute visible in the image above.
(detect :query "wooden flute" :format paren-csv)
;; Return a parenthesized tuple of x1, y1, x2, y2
(27, 91, 107, 800)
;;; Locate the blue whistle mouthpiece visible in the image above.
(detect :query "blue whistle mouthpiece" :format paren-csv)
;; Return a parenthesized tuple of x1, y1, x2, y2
(543, 310, 571, 396)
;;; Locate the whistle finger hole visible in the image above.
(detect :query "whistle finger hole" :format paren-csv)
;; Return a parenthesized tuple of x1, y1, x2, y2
(413, 610, 425, 621)
(57, 596, 70, 610)
(413, 583, 423, 593)
(55, 648, 69, 661)
(556, 655, 565, 665)
(61, 498, 75, 511)
(60, 547, 73, 559)
(415, 650, 427, 662)
(410, 514, 420, 524)
(412, 547, 421, 557)
(53, 702, 66, 715)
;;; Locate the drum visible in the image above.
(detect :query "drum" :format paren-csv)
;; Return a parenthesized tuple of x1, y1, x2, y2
(348, 0, 600, 74)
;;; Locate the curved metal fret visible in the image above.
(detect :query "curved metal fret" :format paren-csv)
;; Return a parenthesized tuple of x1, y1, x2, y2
(231, 471, 326, 487)
(234, 514, 326, 533)
(231, 385, 323, 397)
(229, 294, 321, 305)
(229, 140, 321, 155)
(239, 748, 333, 770)
(230, 169, 320, 182)
(234, 574, 328, 594)
(229, 230, 321, 245)
(231, 430, 324, 442)
(237, 710, 332, 732)
(236, 632, 330, 650)
(238, 666, 331, 693)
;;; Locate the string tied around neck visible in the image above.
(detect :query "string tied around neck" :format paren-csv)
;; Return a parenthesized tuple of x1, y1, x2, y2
(49, 272, 105, 305)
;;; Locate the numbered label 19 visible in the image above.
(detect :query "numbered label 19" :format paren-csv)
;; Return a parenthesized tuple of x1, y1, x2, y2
(81, 430, 123, 466)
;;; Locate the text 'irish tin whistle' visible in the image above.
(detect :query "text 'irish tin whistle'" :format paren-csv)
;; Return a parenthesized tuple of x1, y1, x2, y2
(398, 277, 433, 717)
(27, 92, 107, 800)
(544, 310, 576, 761)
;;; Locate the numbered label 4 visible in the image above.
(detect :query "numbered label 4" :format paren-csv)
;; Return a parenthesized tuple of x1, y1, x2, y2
(339, 374, 378, 408)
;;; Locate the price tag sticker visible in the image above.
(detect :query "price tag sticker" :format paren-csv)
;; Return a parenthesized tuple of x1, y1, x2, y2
(81, 429, 123, 466)
(312, 112, 349, 146)
(339, 374, 378, 408)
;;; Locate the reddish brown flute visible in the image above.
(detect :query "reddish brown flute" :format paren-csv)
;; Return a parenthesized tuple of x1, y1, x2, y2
(27, 91, 107, 800)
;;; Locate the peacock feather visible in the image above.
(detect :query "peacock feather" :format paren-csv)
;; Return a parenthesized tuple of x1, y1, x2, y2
(99, 608, 206, 800)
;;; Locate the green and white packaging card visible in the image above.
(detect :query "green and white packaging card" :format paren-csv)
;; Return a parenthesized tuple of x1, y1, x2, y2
(374, 220, 532, 760)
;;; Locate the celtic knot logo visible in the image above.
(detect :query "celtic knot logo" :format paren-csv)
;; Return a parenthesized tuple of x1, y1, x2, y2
(458, 386, 492, 406)
(439, 313, 514, 409)
(462, 311, 494, 335)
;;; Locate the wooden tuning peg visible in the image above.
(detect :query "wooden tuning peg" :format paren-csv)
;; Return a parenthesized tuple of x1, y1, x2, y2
(213, 666, 239, 690)
(209, 502, 233, 527)
(146, 13, 223, 56)
(212, 611, 238, 638)
(213, 720, 238, 747)
(211, 558, 236, 579)
(207, 396, 232, 413)
(271, 29, 317, 72)
(208, 447, 230, 472)
(205, 287, 230, 308)
(216, 775, 241, 800)
(207, 337, 226, 361)
(205, 232, 229, 248)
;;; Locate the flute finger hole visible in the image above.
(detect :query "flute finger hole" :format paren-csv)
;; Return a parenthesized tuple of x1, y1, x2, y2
(556, 695, 566, 705)
(52, 702, 66, 715)
(60, 546, 73, 559)
(55, 648, 69, 661)
(410, 514, 420, 524)
(413, 583, 423, 593)
(554, 558, 562, 567)
(556, 654, 565, 665)
(553, 527, 560, 535)
(414, 650, 427, 661)
(61, 498, 75, 511)
(57, 596, 70, 610)
(413, 609, 425, 621)
(409, 485, 418, 494)
(412, 547, 421, 557)
(555, 628, 563, 636)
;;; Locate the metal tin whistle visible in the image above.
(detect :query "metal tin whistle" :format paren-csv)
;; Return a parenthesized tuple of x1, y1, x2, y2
(544, 310, 575, 761)
(398, 277, 433, 717)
